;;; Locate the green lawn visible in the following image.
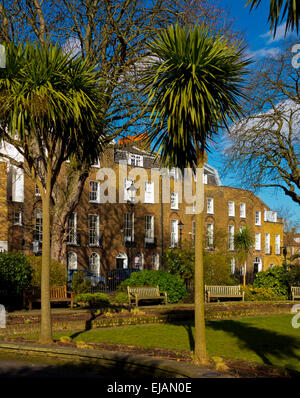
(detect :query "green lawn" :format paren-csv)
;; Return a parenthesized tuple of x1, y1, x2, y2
(29, 314, 300, 372)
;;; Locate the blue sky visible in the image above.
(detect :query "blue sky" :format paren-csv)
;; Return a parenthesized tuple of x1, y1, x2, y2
(206, 0, 300, 229)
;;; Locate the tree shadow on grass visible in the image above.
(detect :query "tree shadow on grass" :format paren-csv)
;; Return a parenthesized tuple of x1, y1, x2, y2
(205, 319, 300, 367)
(69, 310, 97, 340)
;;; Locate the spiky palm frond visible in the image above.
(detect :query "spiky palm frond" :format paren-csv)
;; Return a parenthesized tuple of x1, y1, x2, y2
(234, 225, 254, 262)
(0, 42, 106, 165)
(142, 24, 250, 171)
(247, 0, 300, 35)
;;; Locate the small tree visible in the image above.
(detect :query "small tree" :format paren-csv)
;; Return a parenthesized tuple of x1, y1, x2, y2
(142, 24, 250, 365)
(234, 226, 254, 286)
(163, 246, 194, 283)
(0, 42, 104, 343)
(26, 256, 67, 288)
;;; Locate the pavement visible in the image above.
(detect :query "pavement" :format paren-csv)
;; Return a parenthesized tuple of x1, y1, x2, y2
(0, 340, 234, 379)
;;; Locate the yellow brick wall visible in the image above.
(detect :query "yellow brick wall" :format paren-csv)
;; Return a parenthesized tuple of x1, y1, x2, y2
(2, 147, 284, 280)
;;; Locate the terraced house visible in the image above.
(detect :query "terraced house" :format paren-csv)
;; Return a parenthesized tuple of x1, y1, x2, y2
(0, 135, 283, 284)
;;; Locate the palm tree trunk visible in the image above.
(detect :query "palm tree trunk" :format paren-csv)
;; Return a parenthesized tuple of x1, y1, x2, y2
(193, 150, 209, 366)
(39, 164, 53, 344)
(243, 262, 246, 287)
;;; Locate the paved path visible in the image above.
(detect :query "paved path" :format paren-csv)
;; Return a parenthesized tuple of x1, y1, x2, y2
(0, 353, 114, 378)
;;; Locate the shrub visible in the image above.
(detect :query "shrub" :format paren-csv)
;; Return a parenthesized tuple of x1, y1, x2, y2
(0, 252, 32, 295)
(285, 264, 300, 287)
(74, 292, 110, 308)
(71, 271, 91, 294)
(204, 252, 237, 286)
(253, 266, 289, 299)
(118, 270, 188, 304)
(26, 255, 67, 287)
(242, 285, 284, 301)
(114, 292, 129, 304)
(163, 248, 194, 281)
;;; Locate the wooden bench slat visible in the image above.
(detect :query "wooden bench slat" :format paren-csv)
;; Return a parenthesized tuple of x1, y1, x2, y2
(23, 285, 74, 310)
(128, 285, 167, 306)
(291, 286, 300, 301)
(205, 285, 244, 303)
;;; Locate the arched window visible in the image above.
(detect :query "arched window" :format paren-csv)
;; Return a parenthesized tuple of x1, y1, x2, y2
(89, 253, 100, 275)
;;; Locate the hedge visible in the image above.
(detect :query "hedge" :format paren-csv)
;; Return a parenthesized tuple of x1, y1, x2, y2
(118, 270, 188, 304)
(0, 252, 32, 295)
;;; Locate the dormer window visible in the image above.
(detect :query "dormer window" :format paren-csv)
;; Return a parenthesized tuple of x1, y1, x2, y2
(264, 210, 277, 222)
(128, 153, 143, 167)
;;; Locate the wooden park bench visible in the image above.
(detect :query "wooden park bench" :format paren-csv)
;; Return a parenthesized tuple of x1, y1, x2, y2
(127, 285, 168, 307)
(291, 286, 300, 301)
(23, 285, 74, 310)
(205, 285, 244, 303)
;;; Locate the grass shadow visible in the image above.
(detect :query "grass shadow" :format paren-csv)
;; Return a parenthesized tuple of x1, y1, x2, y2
(206, 319, 300, 367)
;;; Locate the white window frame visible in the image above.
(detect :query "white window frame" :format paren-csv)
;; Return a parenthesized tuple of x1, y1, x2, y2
(240, 203, 246, 218)
(14, 211, 22, 225)
(255, 232, 261, 251)
(171, 219, 179, 248)
(231, 257, 235, 274)
(207, 198, 214, 214)
(151, 253, 159, 270)
(145, 215, 154, 243)
(67, 252, 77, 270)
(264, 210, 278, 222)
(275, 234, 280, 255)
(135, 253, 144, 270)
(67, 213, 77, 245)
(255, 211, 261, 226)
(228, 201, 235, 217)
(265, 233, 270, 254)
(228, 225, 234, 250)
(124, 178, 133, 202)
(88, 214, 100, 246)
(124, 212, 134, 242)
(144, 181, 154, 203)
(206, 223, 214, 247)
(128, 153, 143, 167)
(35, 209, 43, 242)
(11, 166, 24, 202)
(89, 253, 100, 276)
(171, 192, 179, 209)
(89, 181, 100, 203)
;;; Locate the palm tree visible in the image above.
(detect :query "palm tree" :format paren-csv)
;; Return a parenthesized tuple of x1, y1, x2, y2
(247, 0, 300, 35)
(0, 42, 103, 343)
(234, 226, 254, 286)
(142, 24, 250, 365)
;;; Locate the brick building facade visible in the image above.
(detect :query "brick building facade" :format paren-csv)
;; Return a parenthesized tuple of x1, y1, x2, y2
(0, 139, 284, 283)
